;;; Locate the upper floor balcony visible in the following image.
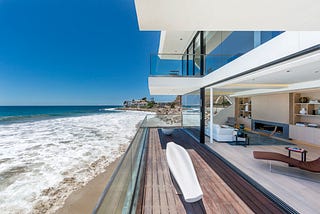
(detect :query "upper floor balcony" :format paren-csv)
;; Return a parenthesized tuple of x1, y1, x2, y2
(149, 32, 320, 96)
(151, 31, 283, 77)
(150, 53, 237, 77)
(149, 52, 253, 95)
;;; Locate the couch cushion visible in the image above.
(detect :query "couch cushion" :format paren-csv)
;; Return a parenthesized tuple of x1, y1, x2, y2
(221, 125, 230, 128)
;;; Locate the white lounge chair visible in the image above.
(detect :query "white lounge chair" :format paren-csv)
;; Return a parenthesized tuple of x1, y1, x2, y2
(166, 142, 203, 203)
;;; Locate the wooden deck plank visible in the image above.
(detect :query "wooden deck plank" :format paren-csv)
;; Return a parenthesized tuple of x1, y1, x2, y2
(151, 131, 161, 214)
(143, 131, 153, 214)
(154, 130, 170, 214)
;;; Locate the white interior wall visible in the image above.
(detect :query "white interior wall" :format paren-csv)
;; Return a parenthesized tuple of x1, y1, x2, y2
(252, 93, 290, 124)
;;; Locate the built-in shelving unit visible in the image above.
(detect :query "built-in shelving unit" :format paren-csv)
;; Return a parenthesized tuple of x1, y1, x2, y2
(289, 92, 320, 146)
(238, 97, 252, 118)
(292, 93, 320, 127)
(235, 97, 252, 129)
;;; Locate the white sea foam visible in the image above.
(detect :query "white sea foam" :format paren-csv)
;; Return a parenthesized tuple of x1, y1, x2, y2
(0, 110, 148, 213)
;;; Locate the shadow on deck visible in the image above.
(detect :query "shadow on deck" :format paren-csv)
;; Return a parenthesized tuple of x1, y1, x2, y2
(137, 128, 293, 214)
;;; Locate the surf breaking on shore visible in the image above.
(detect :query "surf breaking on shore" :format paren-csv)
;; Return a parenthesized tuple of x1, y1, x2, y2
(0, 110, 148, 214)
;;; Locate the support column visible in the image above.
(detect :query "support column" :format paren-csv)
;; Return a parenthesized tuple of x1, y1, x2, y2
(200, 87, 205, 144)
(200, 31, 205, 76)
(199, 31, 206, 144)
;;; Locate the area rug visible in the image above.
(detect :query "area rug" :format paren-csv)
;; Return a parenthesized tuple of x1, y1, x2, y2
(228, 132, 295, 146)
(185, 128, 295, 146)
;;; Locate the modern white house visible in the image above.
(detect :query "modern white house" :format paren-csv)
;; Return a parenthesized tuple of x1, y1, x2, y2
(135, 0, 320, 146)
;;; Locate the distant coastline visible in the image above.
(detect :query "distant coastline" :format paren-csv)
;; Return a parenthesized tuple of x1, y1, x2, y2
(120, 96, 182, 115)
(117, 107, 157, 112)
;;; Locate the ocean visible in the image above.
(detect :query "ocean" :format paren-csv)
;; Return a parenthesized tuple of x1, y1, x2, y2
(0, 106, 148, 213)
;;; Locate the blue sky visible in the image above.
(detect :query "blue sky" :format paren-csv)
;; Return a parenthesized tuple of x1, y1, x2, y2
(0, 0, 160, 105)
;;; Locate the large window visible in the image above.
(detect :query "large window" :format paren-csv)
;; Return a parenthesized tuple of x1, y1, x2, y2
(182, 92, 201, 128)
(203, 31, 283, 75)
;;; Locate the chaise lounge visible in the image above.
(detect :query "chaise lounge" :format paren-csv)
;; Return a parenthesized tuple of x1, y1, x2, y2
(253, 151, 320, 173)
(166, 142, 203, 203)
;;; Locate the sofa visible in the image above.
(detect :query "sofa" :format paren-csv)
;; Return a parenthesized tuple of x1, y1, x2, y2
(206, 123, 235, 142)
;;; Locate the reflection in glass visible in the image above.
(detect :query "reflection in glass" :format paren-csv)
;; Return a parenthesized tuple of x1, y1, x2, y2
(204, 31, 283, 75)
(182, 52, 188, 76)
(194, 34, 201, 76)
(188, 43, 194, 76)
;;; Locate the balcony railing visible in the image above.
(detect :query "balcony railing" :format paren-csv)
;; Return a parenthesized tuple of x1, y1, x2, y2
(151, 31, 283, 77)
(141, 113, 200, 128)
(150, 53, 237, 77)
(93, 114, 200, 214)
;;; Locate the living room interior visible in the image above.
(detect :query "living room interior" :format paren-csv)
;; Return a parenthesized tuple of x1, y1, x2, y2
(200, 73, 320, 213)
(205, 46, 320, 147)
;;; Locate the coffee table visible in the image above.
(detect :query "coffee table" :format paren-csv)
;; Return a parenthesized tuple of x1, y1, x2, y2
(233, 129, 250, 146)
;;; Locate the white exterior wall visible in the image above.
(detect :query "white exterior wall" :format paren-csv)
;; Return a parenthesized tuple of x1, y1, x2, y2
(148, 76, 201, 95)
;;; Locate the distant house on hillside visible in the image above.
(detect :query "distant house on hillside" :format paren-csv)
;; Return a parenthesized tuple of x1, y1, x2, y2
(123, 99, 148, 108)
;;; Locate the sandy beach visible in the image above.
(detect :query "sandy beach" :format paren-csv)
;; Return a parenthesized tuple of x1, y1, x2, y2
(55, 157, 121, 214)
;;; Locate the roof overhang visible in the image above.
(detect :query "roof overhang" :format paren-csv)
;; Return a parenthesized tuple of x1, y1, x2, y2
(135, 0, 320, 31)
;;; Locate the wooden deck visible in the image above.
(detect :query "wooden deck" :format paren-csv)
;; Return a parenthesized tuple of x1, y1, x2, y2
(138, 128, 287, 214)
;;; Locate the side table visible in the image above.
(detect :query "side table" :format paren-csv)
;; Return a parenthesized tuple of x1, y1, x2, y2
(285, 147, 307, 162)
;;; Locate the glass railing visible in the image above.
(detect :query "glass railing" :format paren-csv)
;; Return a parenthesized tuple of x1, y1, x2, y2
(93, 125, 147, 214)
(141, 113, 200, 128)
(150, 54, 235, 77)
(93, 114, 200, 213)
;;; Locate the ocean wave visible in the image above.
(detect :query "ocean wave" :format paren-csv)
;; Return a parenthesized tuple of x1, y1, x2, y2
(0, 114, 64, 125)
(99, 107, 122, 113)
(0, 110, 148, 213)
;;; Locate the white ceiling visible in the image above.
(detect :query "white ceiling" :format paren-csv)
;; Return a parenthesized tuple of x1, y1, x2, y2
(159, 31, 195, 54)
(212, 51, 320, 96)
(240, 63, 320, 85)
(135, 0, 320, 31)
(158, 31, 232, 55)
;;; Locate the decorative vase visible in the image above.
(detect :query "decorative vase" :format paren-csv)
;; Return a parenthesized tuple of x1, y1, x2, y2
(299, 97, 309, 103)
(244, 103, 249, 112)
(299, 108, 306, 115)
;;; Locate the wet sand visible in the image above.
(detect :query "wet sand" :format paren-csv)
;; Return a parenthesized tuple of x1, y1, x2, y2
(55, 157, 121, 214)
